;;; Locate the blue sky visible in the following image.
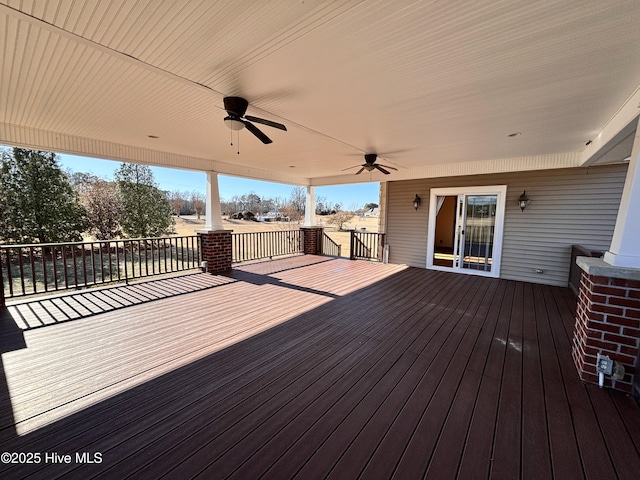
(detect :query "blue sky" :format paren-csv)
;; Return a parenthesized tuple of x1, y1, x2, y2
(55, 153, 379, 209)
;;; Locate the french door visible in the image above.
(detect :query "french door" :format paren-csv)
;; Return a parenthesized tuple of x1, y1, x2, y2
(426, 186, 506, 277)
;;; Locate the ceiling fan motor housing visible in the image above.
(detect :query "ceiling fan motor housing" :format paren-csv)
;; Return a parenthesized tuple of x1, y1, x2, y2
(223, 96, 249, 117)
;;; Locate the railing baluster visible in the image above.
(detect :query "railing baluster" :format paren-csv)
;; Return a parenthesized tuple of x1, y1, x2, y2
(6, 249, 14, 297)
(144, 240, 149, 276)
(71, 244, 78, 287)
(171, 237, 174, 271)
(0, 250, 5, 306)
(116, 241, 121, 282)
(138, 240, 143, 277)
(0, 251, 4, 307)
(41, 246, 48, 291)
(123, 241, 129, 283)
(28, 247, 37, 294)
(163, 238, 168, 273)
(61, 245, 68, 289)
(186, 236, 190, 268)
(151, 240, 156, 275)
(81, 243, 88, 287)
(129, 241, 135, 279)
(18, 248, 26, 295)
(89, 242, 96, 284)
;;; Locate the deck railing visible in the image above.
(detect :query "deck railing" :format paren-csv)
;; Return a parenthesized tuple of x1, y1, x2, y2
(350, 231, 385, 262)
(322, 233, 342, 257)
(0, 236, 200, 304)
(232, 230, 303, 263)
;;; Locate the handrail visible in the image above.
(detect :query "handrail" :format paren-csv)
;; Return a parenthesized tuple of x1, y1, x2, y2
(1, 236, 200, 303)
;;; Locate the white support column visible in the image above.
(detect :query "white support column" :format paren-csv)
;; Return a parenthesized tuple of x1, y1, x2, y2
(204, 171, 225, 231)
(603, 123, 640, 268)
(304, 185, 316, 227)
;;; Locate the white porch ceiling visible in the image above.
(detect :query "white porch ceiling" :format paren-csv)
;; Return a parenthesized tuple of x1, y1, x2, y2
(1, 0, 640, 186)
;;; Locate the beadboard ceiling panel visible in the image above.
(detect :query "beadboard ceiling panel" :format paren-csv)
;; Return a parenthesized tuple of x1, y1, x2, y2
(1, 0, 639, 185)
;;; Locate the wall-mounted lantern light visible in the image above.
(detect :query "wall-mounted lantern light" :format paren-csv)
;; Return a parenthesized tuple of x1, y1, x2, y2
(413, 194, 421, 210)
(518, 190, 530, 211)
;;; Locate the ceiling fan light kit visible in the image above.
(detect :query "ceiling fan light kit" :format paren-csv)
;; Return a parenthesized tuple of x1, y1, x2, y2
(223, 117, 245, 131)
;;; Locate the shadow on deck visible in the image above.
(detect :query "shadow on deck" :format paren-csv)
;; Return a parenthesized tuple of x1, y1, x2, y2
(0, 256, 638, 479)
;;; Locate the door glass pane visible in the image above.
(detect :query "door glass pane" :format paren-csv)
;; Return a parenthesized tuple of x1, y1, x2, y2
(461, 195, 497, 271)
(432, 196, 456, 267)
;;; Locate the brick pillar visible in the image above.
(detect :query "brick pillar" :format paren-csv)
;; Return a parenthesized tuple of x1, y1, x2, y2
(300, 226, 323, 255)
(573, 257, 640, 393)
(197, 230, 233, 274)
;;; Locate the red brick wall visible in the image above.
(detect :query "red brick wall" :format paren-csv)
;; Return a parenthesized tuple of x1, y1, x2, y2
(198, 230, 232, 274)
(573, 272, 640, 392)
(301, 227, 323, 255)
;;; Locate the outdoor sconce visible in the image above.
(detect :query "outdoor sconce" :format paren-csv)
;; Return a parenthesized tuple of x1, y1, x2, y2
(413, 194, 421, 210)
(518, 190, 530, 211)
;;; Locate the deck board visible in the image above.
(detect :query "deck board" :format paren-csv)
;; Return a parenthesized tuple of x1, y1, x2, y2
(520, 283, 553, 480)
(0, 255, 638, 479)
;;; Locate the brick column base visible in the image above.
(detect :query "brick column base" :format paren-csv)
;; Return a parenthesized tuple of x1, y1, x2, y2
(197, 230, 233, 274)
(300, 226, 323, 255)
(573, 257, 640, 394)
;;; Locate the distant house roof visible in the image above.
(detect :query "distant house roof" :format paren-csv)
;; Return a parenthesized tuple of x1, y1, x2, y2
(364, 208, 379, 217)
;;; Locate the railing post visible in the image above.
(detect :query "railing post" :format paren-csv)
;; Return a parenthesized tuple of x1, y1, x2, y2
(573, 258, 640, 393)
(350, 231, 355, 260)
(197, 229, 233, 273)
(377, 234, 386, 262)
(300, 226, 323, 255)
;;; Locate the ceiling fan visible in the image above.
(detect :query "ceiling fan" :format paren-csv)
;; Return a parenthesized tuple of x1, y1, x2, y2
(223, 96, 287, 144)
(342, 153, 398, 175)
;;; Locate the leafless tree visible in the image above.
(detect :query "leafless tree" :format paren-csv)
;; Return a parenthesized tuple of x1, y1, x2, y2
(327, 211, 354, 231)
(289, 186, 306, 216)
(191, 191, 205, 219)
(76, 176, 124, 240)
(169, 190, 185, 217)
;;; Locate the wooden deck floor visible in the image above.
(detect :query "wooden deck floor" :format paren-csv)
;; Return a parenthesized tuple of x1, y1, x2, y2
(0, 255, 638, 479)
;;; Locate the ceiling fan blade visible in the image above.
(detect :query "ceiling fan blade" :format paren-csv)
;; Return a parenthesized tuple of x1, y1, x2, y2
(378, 164, 398, 171)
(341, 164, 363, 171)
(375, 165, 391, 175)
(245, 115, 287, 131)
(355, 167, 365, 175)
(243, 121, 272, 144)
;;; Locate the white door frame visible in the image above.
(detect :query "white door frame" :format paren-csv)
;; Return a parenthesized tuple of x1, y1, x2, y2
(426, 185, 507, 278)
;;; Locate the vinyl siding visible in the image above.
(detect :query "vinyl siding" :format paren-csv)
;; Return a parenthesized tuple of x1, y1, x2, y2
(384, 164, 627, 286)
